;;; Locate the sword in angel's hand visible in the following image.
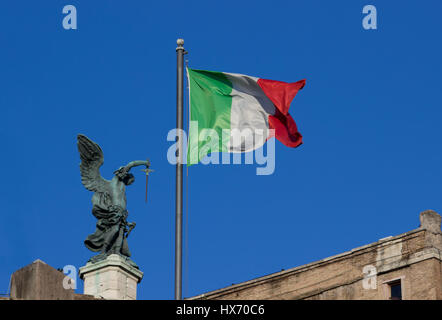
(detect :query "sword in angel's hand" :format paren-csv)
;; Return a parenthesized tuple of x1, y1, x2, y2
(141, 166, 154, 203)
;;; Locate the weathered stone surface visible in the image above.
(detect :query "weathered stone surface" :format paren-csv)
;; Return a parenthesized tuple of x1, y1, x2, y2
(79, 254, 143, 300)
(419, 210, 442, 234)
(10, 259, 74, 300)
(190, 210, 442, 300)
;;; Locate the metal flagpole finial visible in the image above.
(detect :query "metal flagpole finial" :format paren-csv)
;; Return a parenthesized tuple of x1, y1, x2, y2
(176, 38, 184, 51)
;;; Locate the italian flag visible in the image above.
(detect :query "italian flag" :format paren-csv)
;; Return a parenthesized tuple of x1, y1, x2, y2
(187, 68, 305, 164)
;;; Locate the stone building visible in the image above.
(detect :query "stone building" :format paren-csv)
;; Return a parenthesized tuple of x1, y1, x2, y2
(1, 254, 143, 300)
(1, 259, 97, 300)
(190, 210, 442, 300)
(2, 210, 442, 300)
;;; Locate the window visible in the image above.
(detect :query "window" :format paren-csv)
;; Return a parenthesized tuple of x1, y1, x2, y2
(389, 280, 402, 300)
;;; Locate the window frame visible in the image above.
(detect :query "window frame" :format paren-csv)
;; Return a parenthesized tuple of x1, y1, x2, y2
(382, 276, 405, 300)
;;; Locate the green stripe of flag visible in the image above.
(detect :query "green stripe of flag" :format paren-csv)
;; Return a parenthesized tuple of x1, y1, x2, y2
(187, 68, 233, 164)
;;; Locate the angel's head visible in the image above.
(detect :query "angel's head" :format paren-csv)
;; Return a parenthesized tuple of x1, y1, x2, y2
(114, 167, 135, 185)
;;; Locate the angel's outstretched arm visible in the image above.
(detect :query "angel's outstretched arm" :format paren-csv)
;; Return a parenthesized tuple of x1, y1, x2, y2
(124, 160, 150, 172)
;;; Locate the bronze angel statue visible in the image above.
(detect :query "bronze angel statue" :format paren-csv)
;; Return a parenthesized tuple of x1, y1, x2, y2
(77, 134, 151, 267)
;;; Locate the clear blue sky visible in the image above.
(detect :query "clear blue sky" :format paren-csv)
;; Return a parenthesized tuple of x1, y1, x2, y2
(1, 1, 441, 299)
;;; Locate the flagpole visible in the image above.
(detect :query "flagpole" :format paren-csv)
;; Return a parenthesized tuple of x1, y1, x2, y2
(175, 38, 185, 300)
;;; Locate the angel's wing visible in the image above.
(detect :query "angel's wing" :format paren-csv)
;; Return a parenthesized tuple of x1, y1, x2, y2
(77, 134, 110, 193)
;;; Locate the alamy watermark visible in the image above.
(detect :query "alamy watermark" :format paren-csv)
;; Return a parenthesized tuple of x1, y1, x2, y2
(362, 265, 377, 289)
(62, 5, 77, 30)
(167, 121, 276, 175)
(362, 5, 377, 30)
(62, 265, 77, 290)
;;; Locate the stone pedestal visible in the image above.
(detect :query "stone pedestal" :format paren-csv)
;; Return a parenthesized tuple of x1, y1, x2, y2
(79, 254, 143, 300)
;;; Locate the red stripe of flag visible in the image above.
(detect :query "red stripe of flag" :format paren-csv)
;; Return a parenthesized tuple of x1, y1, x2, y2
(257, 78, 306, 148)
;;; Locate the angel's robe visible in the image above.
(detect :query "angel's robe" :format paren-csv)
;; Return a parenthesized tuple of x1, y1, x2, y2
(84, 201, 127, 253)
